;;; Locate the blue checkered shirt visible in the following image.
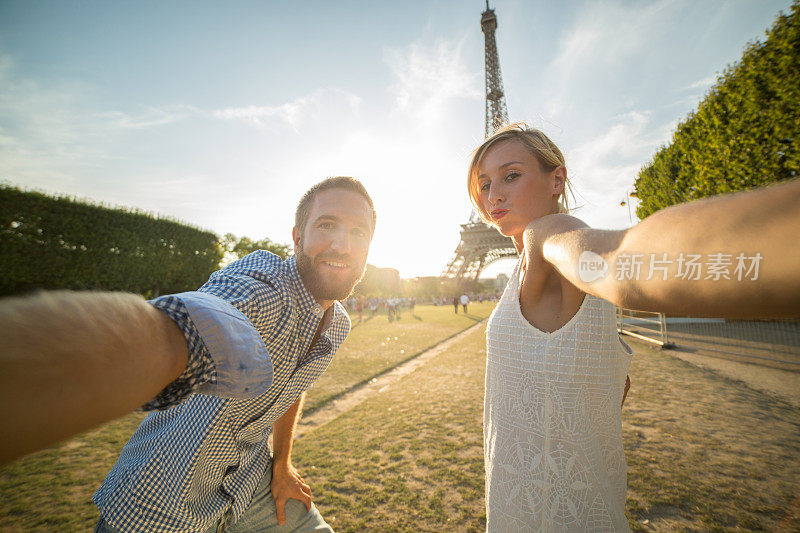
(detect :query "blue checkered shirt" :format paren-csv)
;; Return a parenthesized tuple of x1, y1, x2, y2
(93, 252, 350, 532)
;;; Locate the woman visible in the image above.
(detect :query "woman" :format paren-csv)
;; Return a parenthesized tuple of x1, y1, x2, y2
(472, 124, 632, 531)
(469, 123, 800, 532)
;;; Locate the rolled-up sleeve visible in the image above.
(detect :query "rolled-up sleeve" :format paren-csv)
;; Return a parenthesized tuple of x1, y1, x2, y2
(142, 291, 274, 410)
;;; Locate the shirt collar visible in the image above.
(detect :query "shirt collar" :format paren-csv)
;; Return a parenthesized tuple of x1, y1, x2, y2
(331, 300, 347, 322)
(285, 255, 325, 318)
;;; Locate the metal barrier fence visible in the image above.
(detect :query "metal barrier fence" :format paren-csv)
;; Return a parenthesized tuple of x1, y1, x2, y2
(616, 308, 800, 368)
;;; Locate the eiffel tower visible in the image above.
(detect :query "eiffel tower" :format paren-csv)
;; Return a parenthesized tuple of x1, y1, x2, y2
(442, 1, 517, 281)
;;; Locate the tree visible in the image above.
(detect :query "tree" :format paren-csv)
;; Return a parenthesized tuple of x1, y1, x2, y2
(635, 2, 799, 218)
(353, 265, 401, 297)
(220, 233, 291, 265)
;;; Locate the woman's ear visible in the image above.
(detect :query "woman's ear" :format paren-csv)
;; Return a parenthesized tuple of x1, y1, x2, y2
(552, 166, 567, 196)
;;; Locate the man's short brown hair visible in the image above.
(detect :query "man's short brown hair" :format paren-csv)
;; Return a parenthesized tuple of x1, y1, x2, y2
(294, 176, 376, 235)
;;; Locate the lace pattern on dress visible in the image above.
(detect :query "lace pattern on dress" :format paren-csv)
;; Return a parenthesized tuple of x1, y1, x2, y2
(484, 258, 632, 532)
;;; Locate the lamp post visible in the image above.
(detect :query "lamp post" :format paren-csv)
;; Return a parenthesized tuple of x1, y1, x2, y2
(619, 190, 638, 226)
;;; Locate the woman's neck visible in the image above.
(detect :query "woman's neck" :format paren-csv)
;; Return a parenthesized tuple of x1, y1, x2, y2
(512, 234, 524, 253)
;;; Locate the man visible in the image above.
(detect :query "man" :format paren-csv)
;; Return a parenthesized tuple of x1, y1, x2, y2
(1, 176, 375, 532)
(460, 293, 469, 314)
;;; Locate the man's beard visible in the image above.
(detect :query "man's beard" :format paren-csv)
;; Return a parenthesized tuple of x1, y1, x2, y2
(295, 244, 366, 302)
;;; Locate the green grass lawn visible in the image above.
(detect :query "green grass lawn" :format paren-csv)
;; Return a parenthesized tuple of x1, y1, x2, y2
(294, 333, 800, 532)
(0, 302, 494, 532)
(304, 302, 494, 413)
(294, 324, 489, 532)
(3, 302, 798, 532)
(0, 412, 147, 531)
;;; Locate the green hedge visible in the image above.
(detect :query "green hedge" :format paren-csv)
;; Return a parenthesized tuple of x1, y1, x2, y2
(0, 185, 223, 297)
(635, 1, 799, 219)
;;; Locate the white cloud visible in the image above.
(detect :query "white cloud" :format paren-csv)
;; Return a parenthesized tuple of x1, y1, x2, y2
(97, 104, 201, 129)
(567, 110, 676, 228)
(684, 74, 719, 90)
(383, 38, 481, 124)
(0, 51, 108, 187)
(0, 49, 209, 185)
(571, 111, 651, 165)
(542, 0, 680, 118)
(214, 99, 313, 129)
(213, 88, 362, 131)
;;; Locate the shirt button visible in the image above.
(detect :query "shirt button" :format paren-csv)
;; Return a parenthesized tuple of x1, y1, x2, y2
(313, 306, 322, 315)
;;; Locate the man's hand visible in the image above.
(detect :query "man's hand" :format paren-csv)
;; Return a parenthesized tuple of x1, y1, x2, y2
(271, 461, 312, 525)
(622, 374, 631, 407)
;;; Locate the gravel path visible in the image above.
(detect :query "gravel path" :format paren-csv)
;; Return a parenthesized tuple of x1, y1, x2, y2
(662, 346, 800, 408)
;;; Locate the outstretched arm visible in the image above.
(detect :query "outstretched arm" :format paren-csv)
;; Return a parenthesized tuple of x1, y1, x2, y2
(534, 178, 800, 318)
(0, 291, 188, 464)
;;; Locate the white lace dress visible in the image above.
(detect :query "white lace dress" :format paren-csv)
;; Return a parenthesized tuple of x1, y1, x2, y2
(484, 258, 633, 532)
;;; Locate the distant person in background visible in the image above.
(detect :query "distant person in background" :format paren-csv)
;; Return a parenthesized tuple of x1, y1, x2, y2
(0, 176, 376, 533)
(356, 295, 364, 322)
(468, 123, 800, 531)
(460, 293, 469, 313)
(453, 295, 459, 313)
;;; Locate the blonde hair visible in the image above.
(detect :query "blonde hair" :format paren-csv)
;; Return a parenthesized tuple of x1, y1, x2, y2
(467, 122, 574, 223)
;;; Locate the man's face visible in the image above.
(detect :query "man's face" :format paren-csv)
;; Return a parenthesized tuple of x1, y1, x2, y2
(293, 188, 373, 303)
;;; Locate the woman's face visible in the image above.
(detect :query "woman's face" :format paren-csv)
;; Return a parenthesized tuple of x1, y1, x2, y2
(476, 138, 564, 242)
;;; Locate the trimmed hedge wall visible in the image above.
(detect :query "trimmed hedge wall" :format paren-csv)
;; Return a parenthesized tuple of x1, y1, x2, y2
(0, 185, 223, 297)
(635, 1, 799, 218)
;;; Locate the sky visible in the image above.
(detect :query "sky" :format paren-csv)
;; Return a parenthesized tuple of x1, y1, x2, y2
(0, 0, 792, 279)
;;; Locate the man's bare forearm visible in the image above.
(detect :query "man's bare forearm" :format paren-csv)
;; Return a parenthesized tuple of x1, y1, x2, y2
(0, 291, 189, 464)
(614, 179, 800, 316)
(272, 393, 304, 468)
